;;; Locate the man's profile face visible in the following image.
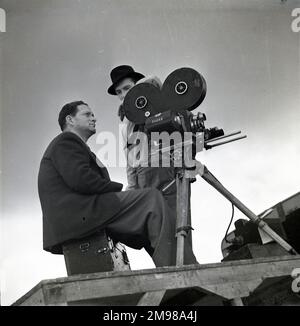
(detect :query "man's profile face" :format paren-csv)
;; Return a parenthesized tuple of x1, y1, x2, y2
(69, 104, 97, 135)
(115, 77, 136, 102)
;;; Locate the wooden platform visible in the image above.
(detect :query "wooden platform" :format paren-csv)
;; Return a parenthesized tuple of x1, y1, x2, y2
(13, 255, 300, 306)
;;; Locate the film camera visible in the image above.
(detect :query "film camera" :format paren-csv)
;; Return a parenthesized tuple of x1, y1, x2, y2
(122, 67, 225, 148)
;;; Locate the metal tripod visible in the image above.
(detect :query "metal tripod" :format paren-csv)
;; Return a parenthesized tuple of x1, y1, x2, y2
(172, 132, 298, 267)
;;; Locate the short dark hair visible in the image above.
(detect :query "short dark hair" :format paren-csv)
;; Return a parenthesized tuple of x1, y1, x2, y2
(58, 101, 87, 131)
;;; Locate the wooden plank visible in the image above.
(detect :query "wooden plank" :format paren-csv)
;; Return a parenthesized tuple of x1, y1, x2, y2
(13, 255, 300, 306)
(137, 290, 166, 306)
(13, 282, 44, 306)
(67, 293, 143, 306)
(242, 275, 300, 306)
(229, 297, 244, 306)
(43, 284, 67, 306)
(17, 288, 45, 306)
(198, 278, 264, 299)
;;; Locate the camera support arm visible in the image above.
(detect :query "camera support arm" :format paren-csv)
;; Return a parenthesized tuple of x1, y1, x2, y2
(184, 160, 298, 257)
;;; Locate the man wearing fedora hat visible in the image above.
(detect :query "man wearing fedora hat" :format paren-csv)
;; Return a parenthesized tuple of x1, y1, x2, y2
(108, 65, 177, 211)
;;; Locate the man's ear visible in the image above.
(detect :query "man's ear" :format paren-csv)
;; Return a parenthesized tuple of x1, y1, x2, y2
(65, 115, 74, 126)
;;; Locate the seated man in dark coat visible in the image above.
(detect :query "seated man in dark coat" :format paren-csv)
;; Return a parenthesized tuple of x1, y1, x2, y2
(38, 101, 198, 267)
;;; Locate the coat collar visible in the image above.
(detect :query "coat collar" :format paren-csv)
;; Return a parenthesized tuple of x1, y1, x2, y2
(63, 131, 99, 164)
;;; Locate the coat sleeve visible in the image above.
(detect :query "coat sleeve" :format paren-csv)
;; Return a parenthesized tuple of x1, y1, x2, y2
(125, 164, 137, 190)
(121, 119, 139, 190)
(51, 135, 123, 194)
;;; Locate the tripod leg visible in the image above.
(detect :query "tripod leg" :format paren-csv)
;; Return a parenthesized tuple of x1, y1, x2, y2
(228, 297, 244, 306)
(200, 166, 297, 255)
(187, 182, 193, 246)
(176, 173, 190, 266)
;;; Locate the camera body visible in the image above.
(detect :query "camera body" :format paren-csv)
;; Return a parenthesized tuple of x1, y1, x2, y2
(145, 109, 224, 142)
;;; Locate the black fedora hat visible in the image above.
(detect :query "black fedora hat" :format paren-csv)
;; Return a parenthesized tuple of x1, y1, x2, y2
(108, 65, 145, 95)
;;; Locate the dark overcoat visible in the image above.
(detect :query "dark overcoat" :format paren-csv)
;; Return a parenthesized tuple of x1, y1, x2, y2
(38, 132, 123, 254)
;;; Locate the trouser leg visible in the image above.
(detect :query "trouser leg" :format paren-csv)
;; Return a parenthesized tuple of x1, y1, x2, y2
(105, 188, 198, 267)
(137, 167, 193, 248)
(136, 167, 176, 209)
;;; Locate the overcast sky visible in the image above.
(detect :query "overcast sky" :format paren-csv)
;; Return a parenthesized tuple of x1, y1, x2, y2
(0, 0, 300, 305)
